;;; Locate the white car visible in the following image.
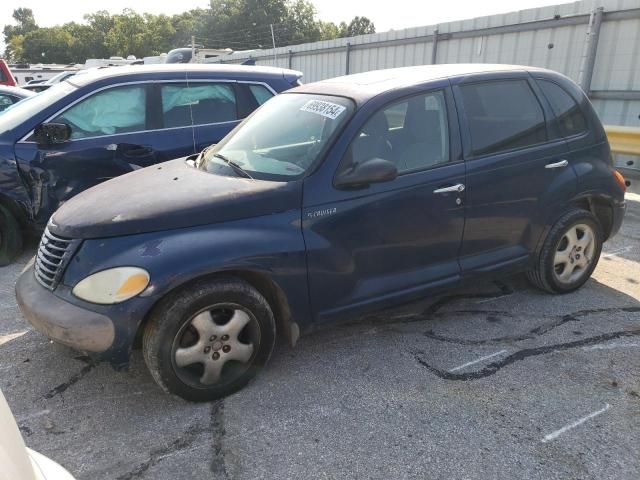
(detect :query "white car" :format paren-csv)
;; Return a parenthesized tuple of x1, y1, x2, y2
(0, 390, 75, 480)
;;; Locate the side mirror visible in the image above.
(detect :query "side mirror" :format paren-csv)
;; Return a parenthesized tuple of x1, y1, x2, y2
(334, 157, 398, 189)
(34, 123, 71, 146)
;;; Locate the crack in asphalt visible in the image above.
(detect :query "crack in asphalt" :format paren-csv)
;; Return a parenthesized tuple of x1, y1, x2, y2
(423, 313, 580, 345)
(210, 400, 229, 478)
(43, 362, 96, 399)
(115, 424, 209, 480)
(114, 401, 227, 480)
(414, 329, 640, 380)
(421, 280, 515, 316)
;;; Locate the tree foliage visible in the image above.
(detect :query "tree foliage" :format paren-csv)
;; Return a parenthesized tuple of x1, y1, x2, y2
(2, 2, 376, 63)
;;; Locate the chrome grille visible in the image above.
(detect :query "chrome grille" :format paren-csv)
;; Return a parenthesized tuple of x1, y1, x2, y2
(34, 228, 77, 290)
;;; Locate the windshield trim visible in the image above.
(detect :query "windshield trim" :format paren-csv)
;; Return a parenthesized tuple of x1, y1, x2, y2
(202, 92, 356, 183)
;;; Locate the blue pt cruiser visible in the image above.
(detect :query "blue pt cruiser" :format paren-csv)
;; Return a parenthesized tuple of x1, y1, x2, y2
(16, 64, 626, 401)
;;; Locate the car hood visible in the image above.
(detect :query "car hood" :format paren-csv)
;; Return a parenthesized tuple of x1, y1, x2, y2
(50, 158, 301, 239)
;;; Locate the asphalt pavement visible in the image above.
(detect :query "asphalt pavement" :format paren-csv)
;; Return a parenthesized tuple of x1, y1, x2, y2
(1, 194, 639, 480)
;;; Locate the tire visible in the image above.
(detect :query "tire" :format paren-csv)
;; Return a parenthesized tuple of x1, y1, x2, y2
(0, 204, 23, 266)
(527, 209, 603, 294)
(143, 277, 276, 402)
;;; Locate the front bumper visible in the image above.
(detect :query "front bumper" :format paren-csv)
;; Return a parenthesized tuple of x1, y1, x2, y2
(15, 265, 115, 353)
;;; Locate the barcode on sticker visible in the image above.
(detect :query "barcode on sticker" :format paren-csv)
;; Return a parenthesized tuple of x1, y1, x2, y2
(300, 100, 346, 119)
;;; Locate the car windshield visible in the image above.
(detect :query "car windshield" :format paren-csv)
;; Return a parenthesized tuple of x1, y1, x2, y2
(0, 81, 76, 135)
(201, 93, 354, 181)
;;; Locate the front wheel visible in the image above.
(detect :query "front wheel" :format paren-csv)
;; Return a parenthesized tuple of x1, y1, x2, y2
(527, 209, 603, 294)
(143, 278, 276, 402)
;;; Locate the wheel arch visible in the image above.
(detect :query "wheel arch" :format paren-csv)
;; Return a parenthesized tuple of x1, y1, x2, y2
(569, 194, 614, 240)
(0, 192, 29, 229)
(534, 194, 613, 261)
(134, 269, 299, 351)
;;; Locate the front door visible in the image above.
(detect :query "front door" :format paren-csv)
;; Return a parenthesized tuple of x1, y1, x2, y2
(14, 82, 195, 227)
(303, 87, 466, 321)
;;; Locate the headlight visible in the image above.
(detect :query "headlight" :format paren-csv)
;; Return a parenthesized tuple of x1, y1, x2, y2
(72, 267, 150, 305)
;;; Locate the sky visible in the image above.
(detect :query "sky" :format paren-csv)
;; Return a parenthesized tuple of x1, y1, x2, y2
(1, 0, 571, 50)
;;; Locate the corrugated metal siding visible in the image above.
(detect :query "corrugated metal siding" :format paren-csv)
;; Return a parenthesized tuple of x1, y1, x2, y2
(211, 0, 640, 133)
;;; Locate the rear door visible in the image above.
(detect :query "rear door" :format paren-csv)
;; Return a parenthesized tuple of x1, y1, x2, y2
(452, 73, 575, 275)
(189, 81, 276, 152)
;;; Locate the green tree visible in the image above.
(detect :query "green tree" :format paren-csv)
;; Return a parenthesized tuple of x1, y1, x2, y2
(283, 0, 322, 44)
(3, 8, 39, 60)
(317, 21, 340, 41)
(340, 16, 376, 37)
(105, 9, 175, 58)
(22, 27, 74, 63)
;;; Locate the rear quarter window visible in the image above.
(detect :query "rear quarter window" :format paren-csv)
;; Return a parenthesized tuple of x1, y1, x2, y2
(248, 84, 274, 105)
(459, 79, 547, 156)
(537, 79, 587, 137)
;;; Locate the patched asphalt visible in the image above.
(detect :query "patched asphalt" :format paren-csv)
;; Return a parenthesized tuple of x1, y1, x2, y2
(1, 194, 639, 480)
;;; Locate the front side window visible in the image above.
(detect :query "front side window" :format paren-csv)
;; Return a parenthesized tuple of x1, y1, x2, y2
(53, 85, 146, 139)
(538, 79, 587, 137)
(339, 90, 450, 175)
(459, 80, 547, 156)
(202, 93, 354, 181)
(161, 82, 237, 128)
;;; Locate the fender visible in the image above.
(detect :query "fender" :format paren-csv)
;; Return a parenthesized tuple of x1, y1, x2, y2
(61, 210, 312, 355)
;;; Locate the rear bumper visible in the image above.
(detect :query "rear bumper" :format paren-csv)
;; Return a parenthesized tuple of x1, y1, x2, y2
(15, 265, 115, 353)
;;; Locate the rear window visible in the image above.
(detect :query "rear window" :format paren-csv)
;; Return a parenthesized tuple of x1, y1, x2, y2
(459, 79, 547, 156)
(538, 79, 587, 137)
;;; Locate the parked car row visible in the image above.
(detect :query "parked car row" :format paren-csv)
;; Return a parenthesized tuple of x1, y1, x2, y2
(11, 63, 626, 402)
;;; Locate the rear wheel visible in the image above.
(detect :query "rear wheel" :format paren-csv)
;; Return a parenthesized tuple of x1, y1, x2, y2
(527, 209, 602, 294)
(0, 204, 23, 266)
(143, 277, 276, 402)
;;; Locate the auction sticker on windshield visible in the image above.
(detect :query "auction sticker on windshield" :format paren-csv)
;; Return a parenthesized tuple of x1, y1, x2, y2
(300, 100, 346, 119)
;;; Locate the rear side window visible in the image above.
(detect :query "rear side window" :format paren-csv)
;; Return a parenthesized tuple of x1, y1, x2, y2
(161, 82, 237, 128)
(248, 84, 274, 105)
(538, 80, 587, 137)
(459, 80, 547, 156)
(54, 85, 146, 139)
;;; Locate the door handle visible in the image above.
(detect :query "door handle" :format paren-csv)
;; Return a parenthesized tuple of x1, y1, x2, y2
(433, 183, 465, 194)
(545, 159, 569, 169)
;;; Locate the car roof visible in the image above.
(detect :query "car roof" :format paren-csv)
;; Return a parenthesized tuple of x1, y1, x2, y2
(68, 63, 302, 87)
(0, 85, 35, 97)
(291, 63, 554, 105)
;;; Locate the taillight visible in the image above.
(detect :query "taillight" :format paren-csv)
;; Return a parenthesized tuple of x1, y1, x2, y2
(613, 170, 627, 192)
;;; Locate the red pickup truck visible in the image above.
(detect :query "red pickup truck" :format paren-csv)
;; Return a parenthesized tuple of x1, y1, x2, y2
(0, 59, 17, 86)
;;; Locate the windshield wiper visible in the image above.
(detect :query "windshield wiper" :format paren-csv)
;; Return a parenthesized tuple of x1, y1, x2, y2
(212, 153, 254, 180)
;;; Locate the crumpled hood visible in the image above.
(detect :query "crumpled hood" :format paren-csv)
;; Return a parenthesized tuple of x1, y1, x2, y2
(50, 158, 301, 239)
